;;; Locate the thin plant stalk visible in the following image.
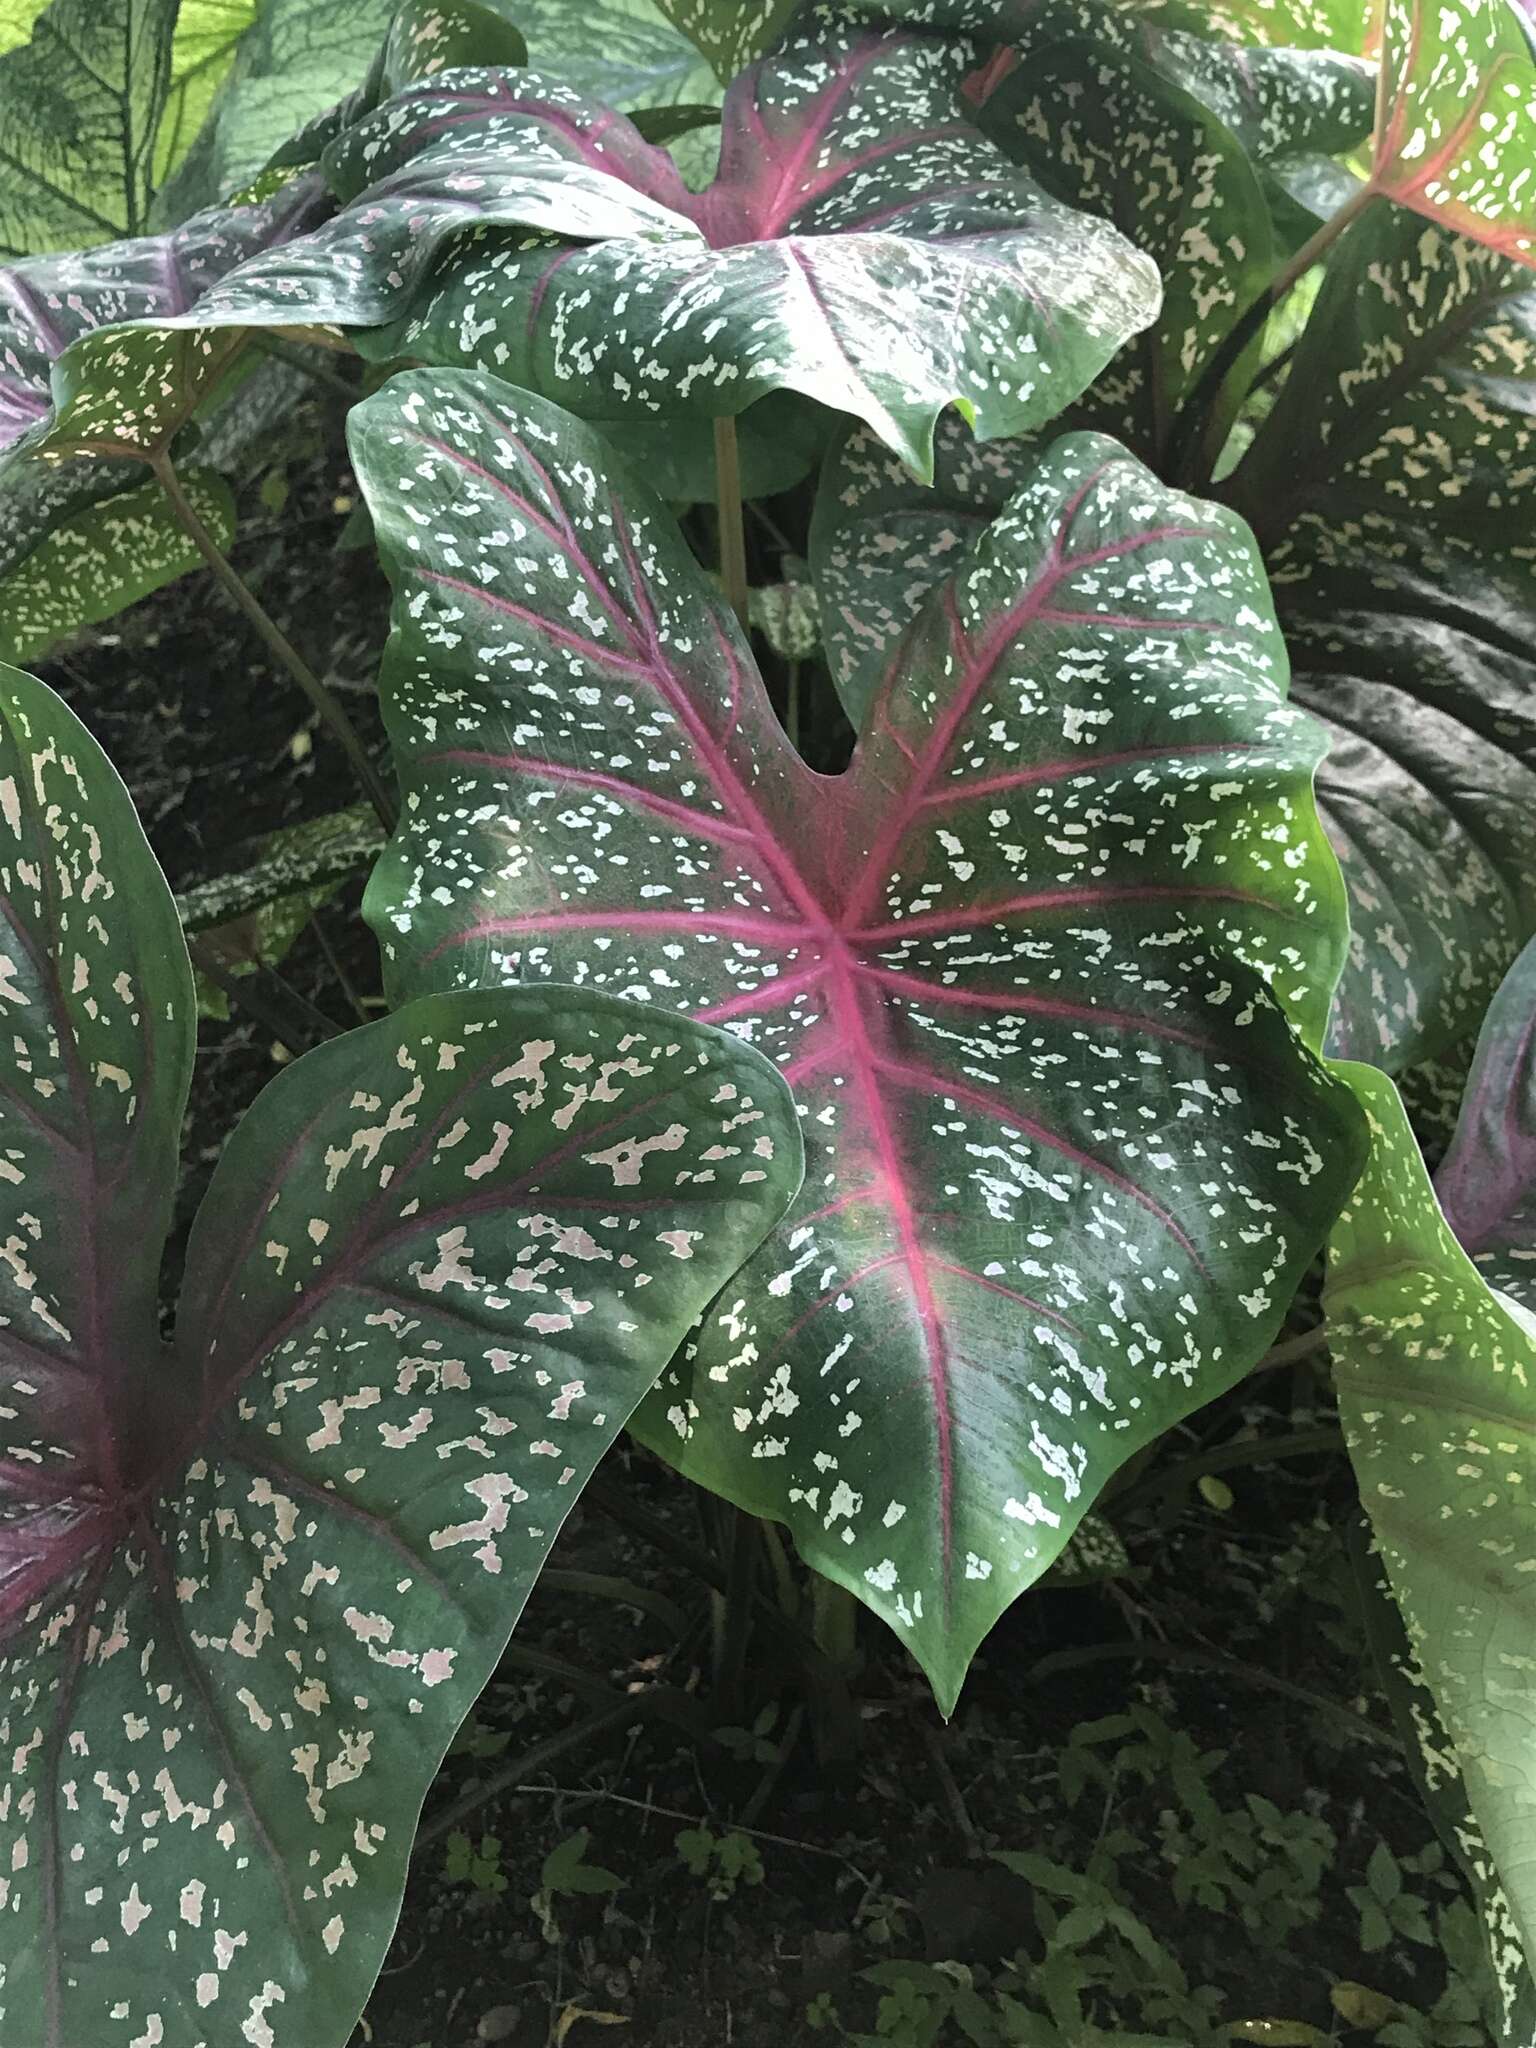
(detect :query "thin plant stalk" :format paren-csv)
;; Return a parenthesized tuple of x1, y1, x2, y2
(1167, 179, 1381, 487)
(714, 414, 751, 633)
(150, 450, 397, 832)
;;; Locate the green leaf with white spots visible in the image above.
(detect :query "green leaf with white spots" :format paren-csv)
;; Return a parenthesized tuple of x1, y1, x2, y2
(0, 0, 178, 256)
(837, 0, 1373, 59)
(815, 219, 1536, 1080)
(0, 467, 233, 663)
(364, 4, 1162, 477)
(1371, 0, 1536, 266)
(966, 17, 1277, 469)
(0, 172, 333, 472)
(511, 0, 718, 116)
(350, 365, 1367, 1713)
(1347, 1513, 1536, 2042)
(0, 667, 803, 2048)
(1226, 203, 1536, 1069)
(1325, 1060, 1536, 1996)
(647, 0, 800, 80)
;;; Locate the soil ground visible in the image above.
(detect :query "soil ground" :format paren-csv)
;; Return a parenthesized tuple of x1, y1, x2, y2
(40, 395, 1481, 2048)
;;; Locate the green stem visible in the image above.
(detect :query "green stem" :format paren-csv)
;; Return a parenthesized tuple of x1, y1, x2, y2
(1168, 180, 1381, 489)
(1111, 1424, 1342, 1516)
(249, 335, 362, 405)
(713, 1505, 760, 1719)
(809, 1575, 859, 1674)
(714, 414, 750, 634)
(150, 450, 397, 832)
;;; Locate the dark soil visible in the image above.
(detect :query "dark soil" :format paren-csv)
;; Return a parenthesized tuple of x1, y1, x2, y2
(44, 399, 1476, 2048)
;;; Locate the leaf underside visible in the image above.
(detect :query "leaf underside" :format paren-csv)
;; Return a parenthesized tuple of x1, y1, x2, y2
(1326, 1063, 1536, 1996)
(352, 366, 1366, 1708)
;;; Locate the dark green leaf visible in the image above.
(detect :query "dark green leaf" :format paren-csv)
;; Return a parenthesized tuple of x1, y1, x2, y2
(365, 6, 1161, 476)
(0, 657, 802, 2045)
(352, 366, 1365, 1710)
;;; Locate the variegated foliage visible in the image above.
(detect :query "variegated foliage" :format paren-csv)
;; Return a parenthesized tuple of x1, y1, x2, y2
(813, 301, 1536, 1078)
(826, 0, 1372, 466)
(648, 0, 799, 80)
(351, 367, 1366, 1710)
(1325, 1059, 1536, 2007)
(361, 3, 1162, 476)
(0, 660, 802, 2047)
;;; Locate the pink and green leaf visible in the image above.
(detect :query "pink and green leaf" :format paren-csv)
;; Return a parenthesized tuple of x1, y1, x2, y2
(365, 7, 1163, 476)
(352, 366, 1367, 1711)
(0, 662, 803, 2046)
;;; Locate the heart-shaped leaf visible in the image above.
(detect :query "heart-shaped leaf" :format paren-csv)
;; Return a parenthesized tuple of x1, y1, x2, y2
(366, 4, 1162, 475)
(0, 660, 803, 2046)
(351, 366, 1366, 1710)
(0, 0, 178, 256)
(1325, 1061, 1536, 1992)
(0, 467, 234, 663)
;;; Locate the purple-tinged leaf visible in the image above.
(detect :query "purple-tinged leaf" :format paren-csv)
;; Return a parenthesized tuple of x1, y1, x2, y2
(351, 367, 1367, 1710)
(1436, 935, 1536, 1306)
(365, 6, 1162, 475)
(0, 173, 333, 466)
(0, 662, 803, 2047)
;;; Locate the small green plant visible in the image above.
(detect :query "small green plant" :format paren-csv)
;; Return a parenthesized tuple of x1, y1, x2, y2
(443, 1831, 510, 1899)
(531, 1830, 625, 1943)
(675, 1826, 766, 1902)
(1347, 1842, 1439, 1955)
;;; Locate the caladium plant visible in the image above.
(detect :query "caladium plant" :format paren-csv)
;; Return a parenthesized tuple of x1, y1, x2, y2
(364, 1, 1163, 475)
(0, 658, 802, 2046)
(350, 365, 1367, 1708)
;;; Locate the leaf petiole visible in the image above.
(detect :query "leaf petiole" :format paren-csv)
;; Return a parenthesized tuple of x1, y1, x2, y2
(714, 413, 751, 633)
(150, 450, 398, 832)
(1167, 180, 1381, 489)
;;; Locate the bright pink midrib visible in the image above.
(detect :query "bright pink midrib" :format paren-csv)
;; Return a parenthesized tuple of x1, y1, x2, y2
(824, 944, 955, 1575)
(711, 33, 906, 244)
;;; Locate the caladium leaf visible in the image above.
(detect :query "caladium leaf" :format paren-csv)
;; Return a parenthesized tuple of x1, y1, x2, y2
(1227, 205, 1536, 1067)
(648, 0, 800, 80)
(966, 23, 1276, 468)
(1325, 1062, 1536, 1991)
(351, 366, 1367, 1710)
(1346, 1512, 1536, 2042)
(1435, 936, 1536, 1306)
(367, 6, 1162, 476)
(1371, 0, 1536, 266)
(0, 466, 234, 662)
(817, 346, 1536, 1077)
(0, 172, 333, 468)
(0, 0, 177, 256)
(0, 663, 802, 2047)
(511, 0, 719, 116)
